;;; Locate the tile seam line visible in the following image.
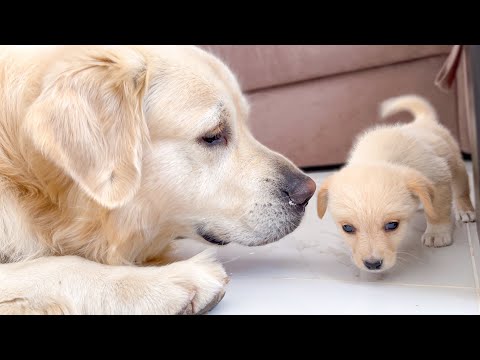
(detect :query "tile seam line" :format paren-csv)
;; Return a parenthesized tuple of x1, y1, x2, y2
(465, 223, 480, 313)
(229, 275, 476, 290)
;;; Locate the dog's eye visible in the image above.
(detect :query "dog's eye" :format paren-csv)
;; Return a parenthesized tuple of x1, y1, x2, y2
(201, 133, 226, 146)
(342, 224, 356, 233)
(384, 221, 399, 231)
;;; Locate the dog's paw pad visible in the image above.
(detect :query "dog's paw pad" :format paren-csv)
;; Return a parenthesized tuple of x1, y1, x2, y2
(456, 210, 476, 223)
(171, 251, 229, 315)
(422, 232, 453, 248)
(196, 288, 226, 315)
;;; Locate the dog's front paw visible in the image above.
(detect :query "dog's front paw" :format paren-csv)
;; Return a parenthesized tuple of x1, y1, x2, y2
(168, 250, 229, 315)
(0, 298, 70, 315)
(422, 223, 453, 247)
(456, 210, 476, 223)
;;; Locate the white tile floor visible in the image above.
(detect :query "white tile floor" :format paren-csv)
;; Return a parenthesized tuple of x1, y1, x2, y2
(177, 162, 480, 314)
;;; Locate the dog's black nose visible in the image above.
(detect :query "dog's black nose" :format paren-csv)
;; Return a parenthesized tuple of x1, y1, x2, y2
(363, 259, 383, 270)
(285, 175, 316, 206)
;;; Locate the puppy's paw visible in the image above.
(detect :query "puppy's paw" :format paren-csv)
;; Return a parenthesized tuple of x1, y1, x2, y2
(168, 250, 229, 315)
(456, 210, 476, 223)
(422, 223, 453, 248)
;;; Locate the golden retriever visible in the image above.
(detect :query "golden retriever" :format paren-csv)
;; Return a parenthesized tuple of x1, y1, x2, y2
(0, 45, 316, 314)
(317, 95, 475, 272)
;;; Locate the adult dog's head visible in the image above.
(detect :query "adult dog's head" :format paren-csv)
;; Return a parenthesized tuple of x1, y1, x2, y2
(22, 45, 315, 250)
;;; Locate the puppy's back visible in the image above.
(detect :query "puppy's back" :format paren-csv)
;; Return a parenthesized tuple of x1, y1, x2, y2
(347, 95, 455, 184)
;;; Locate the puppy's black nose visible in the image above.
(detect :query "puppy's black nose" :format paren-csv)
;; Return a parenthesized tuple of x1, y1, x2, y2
(286, 176, 316, 206)
(363, 259, 383, 270)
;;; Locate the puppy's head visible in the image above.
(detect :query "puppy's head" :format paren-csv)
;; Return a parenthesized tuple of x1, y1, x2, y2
(22, 45, 315, 249)
(317, 163, 434, 272)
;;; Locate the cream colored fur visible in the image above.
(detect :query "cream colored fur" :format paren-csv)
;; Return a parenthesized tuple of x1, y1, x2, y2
(317, 95, 476, 272)
(0, 45, 309, 314)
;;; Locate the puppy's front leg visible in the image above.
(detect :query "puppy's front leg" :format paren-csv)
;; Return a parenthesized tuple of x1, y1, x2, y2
(422, 184, 454, 248)
(0, 251, 228, 315)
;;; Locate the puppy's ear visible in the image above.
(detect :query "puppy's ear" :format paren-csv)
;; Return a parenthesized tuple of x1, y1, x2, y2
(317, 176, 331, 219)
(23, 46, 149, 209)
(405, 169, 436, 220)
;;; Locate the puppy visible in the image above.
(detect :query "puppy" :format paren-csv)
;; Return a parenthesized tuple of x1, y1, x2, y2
(0, 46, 316, 314)
(317, 95, 476, 272)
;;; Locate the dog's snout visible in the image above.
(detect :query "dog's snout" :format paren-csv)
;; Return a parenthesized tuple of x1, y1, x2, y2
(284, 174, 316, 206)
(363, 259, 383, 270)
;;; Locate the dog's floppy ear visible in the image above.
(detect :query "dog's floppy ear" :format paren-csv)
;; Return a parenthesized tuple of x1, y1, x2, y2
(317, 176, 331, 219)
(405, 169, 436, 220)
(23, 46, 149, 209)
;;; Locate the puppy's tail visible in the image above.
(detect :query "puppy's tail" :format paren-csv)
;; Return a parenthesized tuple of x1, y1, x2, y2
(379, 94, 439, 126)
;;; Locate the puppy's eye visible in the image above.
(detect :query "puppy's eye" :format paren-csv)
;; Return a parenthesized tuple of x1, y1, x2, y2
(342, 224, 356, 234)
(384, 221, 399, 231)
(201, 133, 226, 146)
